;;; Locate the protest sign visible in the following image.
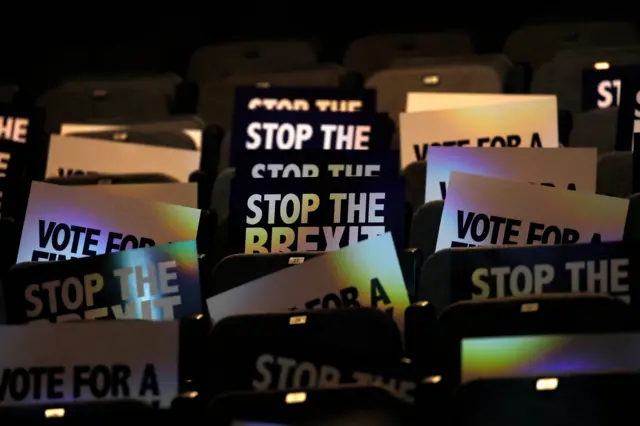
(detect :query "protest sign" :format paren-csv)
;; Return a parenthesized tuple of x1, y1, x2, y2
(233, 86, 376, 115)
(16, 181, 201, 263)
(233, 148, 400, 180)
(5, 241, 201, 324)
(435, 172, 628, 251)
(252, 353, 417, 403)
(0, 321, 178, 407)
(229, 150, 404, 253)
(405, 92, 555, 113)
(46, 135, 200, 182)
(462, 332, 640, 384)
(229, 87, 380, 166)
(581, 66, 638, 111)
(635, 133, 640, 194)
(60, 123, 202, 150)
(399, 98, 559, 168)
(206, 232, 411, 331)
(231, 110, 387, 166)
(425, 147, 597, 202)
(78, 183, 198, 208)
(0, 105, 46, 219)
(446, 242, 634, 305)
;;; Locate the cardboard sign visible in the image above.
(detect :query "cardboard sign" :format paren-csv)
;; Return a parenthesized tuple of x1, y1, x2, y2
(229, 150, 404, 253)
(0, 321, 178, 407)
(447, 242, 634, 305)
(0, 105, 46, 219)
(60, 123, 203, 150)
(16, 181, 201, 263)
(5, 241, 201, 324)
(229, 87, 378, 166)
(206, 232, 410, 331)
(46, 135, 200, 182)
(399, 98, 559, 168)
(405, 92, 555, 113)
(435, 172, 628, 251)
(425, 147, 597, 202)
(79, 183, 198, 208)
(462, 333, 640, 384)
(233, 110, 378, 156)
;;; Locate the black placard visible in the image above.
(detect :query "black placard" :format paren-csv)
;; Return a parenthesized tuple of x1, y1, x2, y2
(614, 67, 640, 151)
(448, 242, 636, 306)
(4, 241, 202, 324)
(228, 150, 404, 253)
(0, 105, 46, 219)
(207, 310, 414, 401)
(229, 86, 381, 166)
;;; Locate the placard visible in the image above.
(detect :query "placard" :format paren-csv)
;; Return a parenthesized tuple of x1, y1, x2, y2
(447, 242, 633, 305)
(581, 66, 637, 111)
(79, 183, 198, 208)
(615, 70, 640, 151)
(425, 147, 597, 202)
(229, 150, 404, 253)
(229, 87, 379, 166)
(60, 123, 203, 150)
(46, 135, 201, 182)
(251, 353, 417, 403)
(399, 98, 559, 168)
(16, 181, 201, 263)
(0, 105, 46, 219)
(0, 321, 178, 407)
(462, 333, 640, 384)
(233, 148, 400, 180)
(435, 172, 628, 251)
(5, 241, 201, 324)
(233, 86, 376, 115)
(405, 92, 555, 113)
(634, 133, 640, 194)
(206, 232, 410, 331)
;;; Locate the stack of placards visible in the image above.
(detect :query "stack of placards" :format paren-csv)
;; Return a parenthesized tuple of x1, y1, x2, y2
(227, 86, 406, 253)
(0, 116, 211, 410)
(2, 75, 640, 413)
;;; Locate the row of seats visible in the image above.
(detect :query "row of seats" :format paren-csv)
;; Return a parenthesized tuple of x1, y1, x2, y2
(15, 20, 640, 83)
(9, 373, 636, 424)
(0, 21, 633, 135)
(0, 296, 634, 422)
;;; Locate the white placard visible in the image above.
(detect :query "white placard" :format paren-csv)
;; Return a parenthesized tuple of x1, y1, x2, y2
(425, 147, 597, 202)
(0, 321, 178, 408)
(435, 172, 629, 251)
(400, 97, 559, 168)
(47, 135, 201, 183)
(207, 233, 410, 331)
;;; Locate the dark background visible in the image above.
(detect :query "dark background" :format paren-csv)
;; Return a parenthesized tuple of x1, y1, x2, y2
(7, 13, 639, 88)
